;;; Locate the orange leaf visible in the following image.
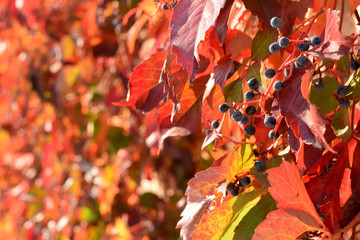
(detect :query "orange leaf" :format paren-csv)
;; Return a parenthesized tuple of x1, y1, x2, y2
(267, 161, 324, 226)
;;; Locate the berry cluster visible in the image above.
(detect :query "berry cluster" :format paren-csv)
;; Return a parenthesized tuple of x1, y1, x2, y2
(226, 176, 251, 196)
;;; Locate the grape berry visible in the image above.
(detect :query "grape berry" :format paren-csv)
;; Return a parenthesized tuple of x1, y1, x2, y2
(273, 81, 284, 91)
(270, 17, 282, 28)
(219, 103, 229, 113)
(265, 69, 276, 78)
(247, 78, 259, 90)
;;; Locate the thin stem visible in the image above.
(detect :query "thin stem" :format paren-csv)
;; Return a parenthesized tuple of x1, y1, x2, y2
(289, 9, 324, 37)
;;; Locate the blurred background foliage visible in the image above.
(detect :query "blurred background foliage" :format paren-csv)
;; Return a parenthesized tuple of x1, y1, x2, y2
(0, 0, 210, 239)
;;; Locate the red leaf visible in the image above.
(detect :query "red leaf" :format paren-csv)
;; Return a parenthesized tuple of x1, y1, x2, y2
(320, 195, 342, 234)
(198, 27, 224, 64)
(214, 0, 233, 44)
(253, 209, 321, 240)
(202, 55, 233, 101)
(160, 52, 188, 107)
(225, 29, 252, 61)
(350, 142, 360, 200)
(305, 144, 348, 206)
(272, 67, 335, 153)
(308, 9, 357, 60)
(267, 161, 323, 226)
(339, 168, 352, 207)
(242, 0, 312, 36)
(156, 76, 208, 150)
(187, 166, 228, 202)
(169, 0, 227, 81)
(202, 84, 225, 128)
(114, 51, 167, 112)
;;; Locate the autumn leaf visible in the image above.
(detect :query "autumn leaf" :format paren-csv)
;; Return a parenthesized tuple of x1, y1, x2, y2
(169, 0, 227, 82)
(320, 195, 342, 234)
(228, 143, 255, 180)
(273, 66, 334, 152)
(267, 161, 324, 226)
(243, 0, 312, 36)
(305, 144, 348, 206)
(186, 165, 228, 202)
(202, 55, 233, 101)
(114, 51, 167, 112)
(201, 84, 226, 129)
(350, 142, 360, 200)
(191, 190, 265, 240)
(308, 9, 357, 60)
(156, 76, 208, 150)
(233, 193, 277, 240)
(253, 209, 322, 240)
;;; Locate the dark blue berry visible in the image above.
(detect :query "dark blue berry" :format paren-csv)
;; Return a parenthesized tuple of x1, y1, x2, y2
(295, 56, 308, 68)
(273, 81, 284, 91)
(245, 106, 256, 116)
(211, 120, 219, 129)
(244, 125, 255, 135)
(311, 36, 322, 46)
(315, 81, 324, 91)
(254, 159, 265, 171)
(270, 17, 282, 28)
(339, 99, 350, 109)
(336, 85, 348, 97)
(247, 78, 259, 90)
(269, 43, 280, 54)
(240, 176, 251, 186)
(265, 69, 276, 78)
(278, 37, 290, 48)
(244, 91, 255, 101)
(171, 2, 177, 8)
(240, 115, 249, 125)
(350, 60, 360, 70)
(226, 182, 236, 192)
(264, 116, 276, 128)
(230, 188, 239, 196)
(297, 42, 310, 52)
(232, 111, 243, 122)
(219, 103, 229, 113)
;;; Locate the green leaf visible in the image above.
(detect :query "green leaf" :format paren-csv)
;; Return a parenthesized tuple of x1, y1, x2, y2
(251, 27, 278, 61)
(233, 193, 277, 240)
(337, 55, 350, 79)
(246, 61, 266, 93)
(309, 77, 339, 114)
(331, 109, 351, 141)
(220, 189, 267, 240)
(81, 206, 100, 223)
(224, 77, 243, 105)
